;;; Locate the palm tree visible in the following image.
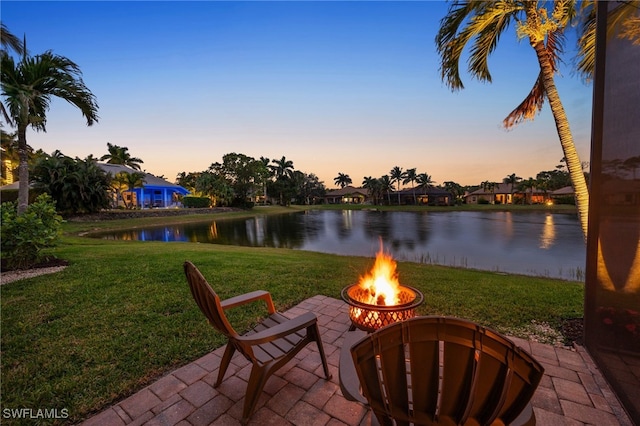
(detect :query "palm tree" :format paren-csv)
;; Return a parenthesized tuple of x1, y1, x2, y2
(112, 171, 145, 209)
(362, 176, 383, 205)
(436, 0, 589, 239)
(270, 156, 294, 179)
(379, 175, 394, 205)
(518, 178, 537, 205)
(389, 166, 406, 205)
(403, 168, 418, 205)
(1, 46, 99, 214)
(576, 0, 640, 81)
(334, 172, 352, 189)
(416, 173, 434, 189)
(504, 173, 522, 204)
(100, 142, 143, 170)
(1, 24, 24, 126)
(258, 156, 271, 205)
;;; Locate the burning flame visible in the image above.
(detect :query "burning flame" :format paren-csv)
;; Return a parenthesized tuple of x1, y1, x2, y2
(357, 243, 401, 306)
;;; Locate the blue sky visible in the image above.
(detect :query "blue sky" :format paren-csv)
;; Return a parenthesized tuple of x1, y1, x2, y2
(2, 1, 593, 187)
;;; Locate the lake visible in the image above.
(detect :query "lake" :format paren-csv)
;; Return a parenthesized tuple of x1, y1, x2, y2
(95, 210, 586, 280)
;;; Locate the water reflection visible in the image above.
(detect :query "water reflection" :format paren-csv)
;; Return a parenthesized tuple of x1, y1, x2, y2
(540, 214, 556, 249)
(94, 210, 585, 280)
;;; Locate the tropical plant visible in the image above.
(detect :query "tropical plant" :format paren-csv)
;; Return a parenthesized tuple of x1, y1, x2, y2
(379, 175, 394, 205)
(362, 176, 382, 205)
(209, 153, 264, 207)
(403, 168, 418, 204)
(0, 193, 62, 269)
(31, 151, 111, 215)
(100, 142, 143, 170)
(112, 171, 146, 209)
(443, 181, 465, 204)
(504, 173, 522, 203)
(435, 0, 589, 239)
(1, 23, 24, 125)
(389, 166, 406, 205)
(1, 42, 99, 214)
(416, 172, 434, 189)
(269, 156, 294, 179)
(576, 0, 640, 81)
(334, 172, 352, 189)
(175, 171, 199, 194)
(258, 156, 271, 204)
(518, 177, 538, 205)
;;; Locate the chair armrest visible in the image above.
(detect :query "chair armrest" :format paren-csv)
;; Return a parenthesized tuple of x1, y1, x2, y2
(220, 290, 276, 314)
(339, 330, 369, 405)
(237, 312, 318, 345)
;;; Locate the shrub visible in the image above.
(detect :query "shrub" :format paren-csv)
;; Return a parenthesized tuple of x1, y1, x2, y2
(1, 194, 63, 270)
(182, 196, 211, 208)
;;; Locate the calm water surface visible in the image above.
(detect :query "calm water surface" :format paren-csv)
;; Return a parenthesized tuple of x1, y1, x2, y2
(95, 210, 586, 280)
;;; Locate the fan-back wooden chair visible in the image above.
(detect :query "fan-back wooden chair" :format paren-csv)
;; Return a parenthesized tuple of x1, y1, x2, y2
(184, 261, 331, 424)
(340, 316, 544, 426)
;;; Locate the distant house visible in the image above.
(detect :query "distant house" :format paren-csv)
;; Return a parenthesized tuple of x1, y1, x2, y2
(98, 163, 190, 208)
(397, 187, 454, 206)
(323, 186, 369, 204)
(465, 182, 548, 205)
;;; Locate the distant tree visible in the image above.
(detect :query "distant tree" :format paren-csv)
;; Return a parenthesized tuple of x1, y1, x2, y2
(443, 181, 464, 204)
(195, 170, 233, 206)
(379, 175, 394, 205)
(504, 173, 522, 203)
(175, 171, 199, 194)
(334, 172, 352, 188)
(31, 151, 110, 215)
(295, 172, 325, 205)
(209, 153, 263, 207)
(258, 156, 271, 204)
(270, 156, 294, 179)
(389, 166, 406, 205)
(100, 142, 144, 170)
(416, 173, 435, 189)
(112, 171, 146, 209)
(362, 176, 382, 205)
(403, 168, 418, 204)
(1, 45, 99, 214)
(518, 178, 537, 205)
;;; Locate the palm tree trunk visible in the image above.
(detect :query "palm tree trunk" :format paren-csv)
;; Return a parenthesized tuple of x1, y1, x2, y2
(17, 125, 29, 215)
(529, 38, 589, 242)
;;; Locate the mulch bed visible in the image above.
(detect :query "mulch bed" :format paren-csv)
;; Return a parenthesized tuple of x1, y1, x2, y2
(1, 256, 69, 273)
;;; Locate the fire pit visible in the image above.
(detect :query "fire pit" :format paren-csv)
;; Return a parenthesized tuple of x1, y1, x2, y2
(341, 244, 424, 332)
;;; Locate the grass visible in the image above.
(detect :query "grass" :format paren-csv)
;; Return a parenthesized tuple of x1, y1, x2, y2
(0, 206, 584, 424)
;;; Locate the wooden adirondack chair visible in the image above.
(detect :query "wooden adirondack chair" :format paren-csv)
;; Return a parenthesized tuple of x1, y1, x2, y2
(340, 316, 544, 426)
(184, 261, 331, 424)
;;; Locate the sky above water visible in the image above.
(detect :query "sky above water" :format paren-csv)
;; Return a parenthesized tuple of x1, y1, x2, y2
(1, 1, 593, 187)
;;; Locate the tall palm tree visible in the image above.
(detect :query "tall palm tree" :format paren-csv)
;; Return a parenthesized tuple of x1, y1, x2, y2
(403, 168, 418, 205)
(379, 175, 394, 205)
(270, 156, 294, 179)
(416, 172, 434, 189)
(334, 172, 352, 189)
(362, 176, 380, 205)
(1, 23, 24, 126)
(436, 0, 589, 239)
(259, 156, 271, 205)
(504, 173, 522, 204)
(100, 142, 143, 170)
(1, 47, 99, 214)
(112, 171, 145, 209)
(389, 166, 406, 205)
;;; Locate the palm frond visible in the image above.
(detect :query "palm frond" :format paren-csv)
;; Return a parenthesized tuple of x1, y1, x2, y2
(503, 73, 546, 128)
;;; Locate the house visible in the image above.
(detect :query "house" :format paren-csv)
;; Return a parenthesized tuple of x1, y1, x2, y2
(98, 163, 190, 208)
(323, 186, 369, 204)
(465, 183, 548, 205)
(397, 186, 454, 206)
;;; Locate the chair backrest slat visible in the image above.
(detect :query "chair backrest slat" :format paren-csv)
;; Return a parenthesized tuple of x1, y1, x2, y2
(351, 316, 544, 425)
(184, 261, 237, 338)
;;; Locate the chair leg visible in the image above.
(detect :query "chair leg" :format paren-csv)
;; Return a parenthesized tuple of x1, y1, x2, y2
(310, 323, 332, 380)
(215, 343, 236, 388)
(242, 365, 270, 424)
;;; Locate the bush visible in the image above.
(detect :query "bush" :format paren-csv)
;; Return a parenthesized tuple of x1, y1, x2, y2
(1, 194, 63, 270)
(182, 196, 211, 208)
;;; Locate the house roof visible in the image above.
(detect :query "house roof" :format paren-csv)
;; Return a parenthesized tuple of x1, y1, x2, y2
(98, 163, 189, 193)
(397, 186, 452, 196)
(551, 186, 575, 195)
(324, 185, 368, 197)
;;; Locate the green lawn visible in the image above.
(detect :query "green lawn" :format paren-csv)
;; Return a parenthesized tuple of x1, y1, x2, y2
(0, 206, 583, 424)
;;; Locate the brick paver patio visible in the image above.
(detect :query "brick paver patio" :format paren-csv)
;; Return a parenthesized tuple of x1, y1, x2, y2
(82, 295, 634, 426)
